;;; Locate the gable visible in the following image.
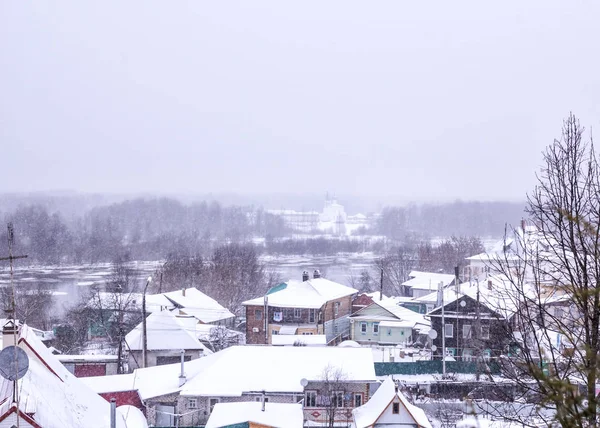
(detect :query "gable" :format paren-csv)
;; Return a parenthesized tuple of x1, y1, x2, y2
(428, 295, 505, 320)
(351, 303, 395, 319)
(376, 397, 419, 425)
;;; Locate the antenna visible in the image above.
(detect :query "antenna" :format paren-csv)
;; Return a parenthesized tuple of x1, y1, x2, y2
(0, 223, 28, 428)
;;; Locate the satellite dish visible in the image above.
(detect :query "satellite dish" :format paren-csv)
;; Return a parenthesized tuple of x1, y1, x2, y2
(300, 378, 308, 387)
(428, 330, 438, 340)
(460, 300, 467, 307)
(431, 345, 437, 352)
(0, 346, 29, 381)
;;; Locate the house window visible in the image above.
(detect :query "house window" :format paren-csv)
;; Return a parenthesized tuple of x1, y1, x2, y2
(294, 308, 302, 319)
(331, 391, 344, 408)
(373, 322, 379, 334)
(353, 393, 363, 407)
(481, 325, 490, 339)
(309, 309, 316, 323)
(209, 398, 219, 413)
(446, 348, 456, 356)
(255, 396, 269, 403)
(483, 349, 492, 361)
(463, 324, 472, 339)
(302, 332, 314, 335)
(445, 324, 453, 338)
(272, 329, 279, 335)
(387, 328, 392, 336)
(392, 402, 400, 414)
(463, 348, 473, 362)
(334, 302, 340, 316)
(305, 390, 317, 407)
(187, 398, 197, 409)
(360, 322, 367, 334)
(284, 308, 293, 319)
(255, 309, 262, 321)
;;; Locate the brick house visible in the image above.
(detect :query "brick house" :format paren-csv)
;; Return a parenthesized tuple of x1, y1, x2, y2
(242, 270, 358, 345)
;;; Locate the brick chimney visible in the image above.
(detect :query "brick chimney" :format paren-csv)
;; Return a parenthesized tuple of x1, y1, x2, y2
(313, 269, 321, 279)
(302, 271, 309, 281)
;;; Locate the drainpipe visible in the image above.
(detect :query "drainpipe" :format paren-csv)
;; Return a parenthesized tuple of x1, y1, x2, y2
(110, 398, 116, 428)
(178, 350, 186, 387)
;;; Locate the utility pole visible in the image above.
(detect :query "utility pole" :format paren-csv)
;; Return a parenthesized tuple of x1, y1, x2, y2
(455, 266, 460, 361)
(379, 265, 384, 301)
(142, 276, 152, 368)
(475, 278, 481, 381)
(440, 281, 446, 376)
(0, 223, 28, 428)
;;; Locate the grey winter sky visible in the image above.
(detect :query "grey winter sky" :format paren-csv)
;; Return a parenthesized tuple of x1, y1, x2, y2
(1, 1, 600, 203)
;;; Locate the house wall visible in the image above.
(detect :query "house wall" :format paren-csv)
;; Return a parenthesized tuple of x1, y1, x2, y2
(303, 381, 369, 427)
(100, 391, 144, 412)
(245, 304, 266, 345)
(352, 321, 411, 345)
(128, 349, 203, 371)
(375, 397, 418, 425)
(0, 413, 36, 428)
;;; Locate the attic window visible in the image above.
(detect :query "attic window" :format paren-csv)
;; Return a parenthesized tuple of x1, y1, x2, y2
(188, 398, 197, 409)
(392, 402, 400, 414)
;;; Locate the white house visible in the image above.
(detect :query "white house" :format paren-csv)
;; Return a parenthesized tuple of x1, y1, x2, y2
(125, 310, 211, 370)
(352, 377, 432, 428)
(402, 271, 456, 299)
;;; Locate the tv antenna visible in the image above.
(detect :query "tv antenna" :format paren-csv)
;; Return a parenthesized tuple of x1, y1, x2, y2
(0, 223, 29, 428)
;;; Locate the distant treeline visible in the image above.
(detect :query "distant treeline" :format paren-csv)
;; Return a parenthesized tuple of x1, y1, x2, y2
(376, 201, 526, 240)
(0, 196, 524, 265)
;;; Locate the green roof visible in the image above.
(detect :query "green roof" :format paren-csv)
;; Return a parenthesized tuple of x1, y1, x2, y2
(266, 282, 287, 295)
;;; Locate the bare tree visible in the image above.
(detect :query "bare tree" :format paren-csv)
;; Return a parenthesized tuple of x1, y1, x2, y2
(206, 325, 241, 352)
(487, 114, 600, 427)
(318, 365, 349, 428)
(0, 283, 54, 330)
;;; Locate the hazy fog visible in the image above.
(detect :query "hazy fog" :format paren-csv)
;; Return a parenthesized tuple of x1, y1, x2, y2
(2, 1, 599, 203)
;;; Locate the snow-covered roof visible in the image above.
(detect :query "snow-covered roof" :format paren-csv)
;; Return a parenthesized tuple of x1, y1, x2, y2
(81, 373, 137, 394)
(205, 402, 303, 428)
(0, 323, 129, 428)
(151, 288, 235, 324)
(271, 334, 327, 346)
(180, 346, 376, 397)
(377, 299, 430, 330)
(402, 271, 456, 290)
(125, 310, 211, 352)
(242, 278, 358, 309)
(352, 377, 432, 428)
(57, 354, 118, 363)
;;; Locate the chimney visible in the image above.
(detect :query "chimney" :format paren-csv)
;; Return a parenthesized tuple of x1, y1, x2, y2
(178, 350, 186, 387)
(313, 269, 321, 279)
(2, 319, 19, 349)
(182, 288, 186, 297)
(487, 280, 493, 290)
(521, 218, 526, 231)
(302, 271, 309, 281)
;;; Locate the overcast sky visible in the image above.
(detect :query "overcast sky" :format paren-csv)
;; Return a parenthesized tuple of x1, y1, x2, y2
(1, 1, 599, 203)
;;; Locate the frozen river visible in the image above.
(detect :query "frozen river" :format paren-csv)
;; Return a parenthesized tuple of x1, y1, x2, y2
(0, 253, 378, 317)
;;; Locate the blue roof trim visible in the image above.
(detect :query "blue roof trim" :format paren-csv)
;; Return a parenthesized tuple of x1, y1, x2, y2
(266, 282, 288, 295)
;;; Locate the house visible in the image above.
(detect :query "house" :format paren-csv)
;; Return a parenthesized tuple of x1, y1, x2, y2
(0, 319, 132, 427)
(427, 276, 517, 361)
(85, 345, 376, 427)
(81, 372, 144, 411)
(148, 288, 236, 326)
(349, 300, 430, 346)
(351, 377, 432, 428)
(125, 310, 211, 370)
(205, 402, 304, 428)
(57, 354, 118, 377)
(242, 270, 358, 345)
(402, 271, 456, 299)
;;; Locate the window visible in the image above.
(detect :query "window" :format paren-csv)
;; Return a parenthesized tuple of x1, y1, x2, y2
(334, 302, 340, 316)
(331, 391, 344, 408)
(373, 322, 379, 334)
(284, 308, 293, 319)
(305, 390, 317, 407)
(302, 332, 314, 335)
(309, 309, 316, 323)
(353, 393, 363, 407)
(387, 328, 392, 336)
(272, 329, 279, 335)
(156, 355, 191, 366)
(392, 402, 400, 414)
(444, 324, 453, 338)
(463, 324, 472, 339)
(255, 309, 262, 321)
(483, 349, 492, 361)
(209, 398, 219, 413)
(446, 348, 456, 356)
(360, 322, 367, 334)
(187, 398, 197, 409)
(255, 396, 269, 403)
(481, 325, 490, 339)
(294, 308, 302, 318)
(463, 348, 473, 362)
